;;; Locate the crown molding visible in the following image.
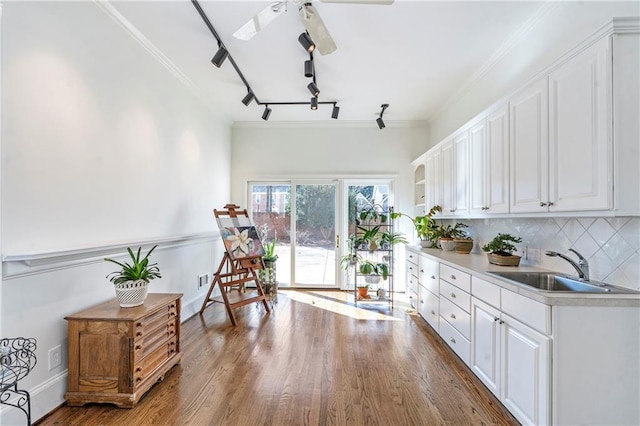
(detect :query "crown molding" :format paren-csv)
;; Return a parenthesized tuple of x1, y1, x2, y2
(232, 120, 429, 129)
(93, 0, 231, 126)
(428, 1, 561, 123)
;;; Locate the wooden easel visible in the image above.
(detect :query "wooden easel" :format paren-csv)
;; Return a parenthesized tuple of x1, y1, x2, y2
(199, 204, 271, 325)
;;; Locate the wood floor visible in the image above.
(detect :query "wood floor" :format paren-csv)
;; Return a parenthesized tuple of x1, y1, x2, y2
(39, 290, 518, 425)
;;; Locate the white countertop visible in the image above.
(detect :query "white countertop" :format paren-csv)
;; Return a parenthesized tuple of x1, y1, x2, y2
(406, 246, 640, 307)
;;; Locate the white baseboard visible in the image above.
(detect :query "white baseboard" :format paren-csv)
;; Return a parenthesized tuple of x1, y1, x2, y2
(0, 370, 67, 425)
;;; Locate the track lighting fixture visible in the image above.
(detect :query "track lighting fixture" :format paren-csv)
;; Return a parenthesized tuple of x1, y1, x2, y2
(307, 82, 320, 97)
(241, 91, 255, 106)
(331, 104, 340, 119)
(304, 59, 314, 78)
(310, 97, 318, 110)
(377, 103, 389, 129)
(262, 105, 272, 121)
(298, 32, 316, 53)
(211, 45, 228, 68)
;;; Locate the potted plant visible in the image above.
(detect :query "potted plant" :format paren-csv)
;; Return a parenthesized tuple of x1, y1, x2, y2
(482, 233, 523, 266)
(259, 239, 278, 296)
(454, 235, 474, 254)
(391, 205, 442, 247)
(104, 245, 161, 307)
(357, 204, 389, 225)
(380, 231, 409, 250)
(436, 222, 469, 251)
(359, 260, 389, 285)
(356, 225, 381, 250)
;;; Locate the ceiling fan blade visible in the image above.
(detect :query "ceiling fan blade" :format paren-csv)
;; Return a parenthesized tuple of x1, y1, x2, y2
(319, 0, 394, 4)
(299, 4, 337, 56)
(233, 1, 287, 41)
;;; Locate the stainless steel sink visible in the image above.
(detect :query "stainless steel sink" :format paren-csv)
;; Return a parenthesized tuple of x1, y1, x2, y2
(487, 271, 637, 294)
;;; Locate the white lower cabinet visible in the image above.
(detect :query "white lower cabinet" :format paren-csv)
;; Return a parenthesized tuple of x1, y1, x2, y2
(417, 283, 439, 332)
(471, 281, 551, 426)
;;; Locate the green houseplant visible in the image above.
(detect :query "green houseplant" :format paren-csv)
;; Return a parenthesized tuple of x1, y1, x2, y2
(391, 205, 442, 247)
(482, 233, 523, 266)
(104, 245, 161, 307)
(259, 239, 278, 297)
(435, 222, 469, 251)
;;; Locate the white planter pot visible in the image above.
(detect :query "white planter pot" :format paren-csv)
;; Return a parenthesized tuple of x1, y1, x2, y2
(114, 279, 149, 308)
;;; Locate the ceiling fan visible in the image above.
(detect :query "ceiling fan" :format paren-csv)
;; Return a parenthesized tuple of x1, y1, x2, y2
(232, 0, 394, 56)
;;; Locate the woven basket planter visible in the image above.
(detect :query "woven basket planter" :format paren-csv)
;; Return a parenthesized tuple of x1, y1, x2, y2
(114, 279, 149, 307)
(454, 239, 474, 254)
(487, 253, 522, 267)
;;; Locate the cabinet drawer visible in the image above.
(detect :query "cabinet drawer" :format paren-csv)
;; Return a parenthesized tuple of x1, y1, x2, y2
(408, 275, 418, 295)
(501, 289, 550, 335)
(419, 286, 439, 332)
(440, 279, 471, 313)
(407, 261, 418, 279)
(439, 319, 470, 365)
(134, 303, 178, 339)
(472, 277, 501, 308)
(440, 264, 471, 293)
(419, 258, 440, 294)
(440, 297, 471, 340)
(408, 291, 418, 309)
(133, 336, 178, 386)
(407, 251, 418, 266)
(134, 321, 177, 360)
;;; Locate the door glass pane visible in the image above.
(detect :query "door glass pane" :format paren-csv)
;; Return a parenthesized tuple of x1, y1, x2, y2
(295, 184, 337, 286)
(250, 184, 291, 286)
(345, 184, 390, 289)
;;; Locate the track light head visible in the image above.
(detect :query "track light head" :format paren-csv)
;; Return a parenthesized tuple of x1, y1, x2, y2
(298, 32, 316, 53)
(310, 97, 318, 110)
(304, 59, 314, 78)
(331, 104, 340, 119)
(262, 105, 272, 121)
(307, 82, 320, 97)
(241, 91, 255, 106)
(377, 103, 389, 129)
(211, 46, 228, 68)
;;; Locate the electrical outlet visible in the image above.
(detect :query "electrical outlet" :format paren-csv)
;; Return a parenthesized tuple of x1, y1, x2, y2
(198, 273, 210, 289)
(48, 345, 62, 371)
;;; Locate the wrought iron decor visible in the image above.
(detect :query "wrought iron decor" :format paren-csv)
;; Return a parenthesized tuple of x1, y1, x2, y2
(1, 337, 37, 425)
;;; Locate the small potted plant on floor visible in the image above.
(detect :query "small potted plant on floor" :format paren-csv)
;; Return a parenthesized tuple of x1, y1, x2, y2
(259, 239, 278, 297)
(104, 245, 161, 307)
(482, 233, 523, 266)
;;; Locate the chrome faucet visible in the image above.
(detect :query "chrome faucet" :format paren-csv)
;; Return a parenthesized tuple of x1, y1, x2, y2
(545, 249, 590, 282)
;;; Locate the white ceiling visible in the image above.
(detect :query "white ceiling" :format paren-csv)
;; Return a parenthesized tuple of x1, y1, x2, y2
(110, 0, 547, 124)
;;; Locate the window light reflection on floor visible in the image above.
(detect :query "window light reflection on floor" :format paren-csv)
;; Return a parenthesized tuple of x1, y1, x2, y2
(282, 290, 402, 321)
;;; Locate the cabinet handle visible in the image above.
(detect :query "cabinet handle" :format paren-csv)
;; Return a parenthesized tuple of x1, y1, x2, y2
(450, 275, 456, 280)
(450, 292, 456, 298)
(540, 202, 548, 207)
(135, 345, 142, 350)
(499, 320, 505, 325)
(431, 310, 436, 315)
(449, 209, 455, 212)
(450, 313, 456, 319)
(420, 269, 424, 273)
(450, 337, 456, 344)
(493, 317, 500, 322)
(548, 201, 554, 206)
(431, 275, 436, 280)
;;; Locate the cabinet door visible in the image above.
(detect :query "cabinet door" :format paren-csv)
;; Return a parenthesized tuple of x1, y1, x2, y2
(509, 78, 549, 213)
(453, 130, 469, 216)
(441, 140, 455, 215)
(425, 150, 442, 211)
(549, 37, 611, 211)
(471, 298, 501, 397)
(501, 314, 550, 426)
(486, 105, 510, 213)
(469, 120, 487, 215)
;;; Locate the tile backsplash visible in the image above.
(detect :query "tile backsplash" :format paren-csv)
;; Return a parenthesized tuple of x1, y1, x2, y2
(452, 217, 640, 291)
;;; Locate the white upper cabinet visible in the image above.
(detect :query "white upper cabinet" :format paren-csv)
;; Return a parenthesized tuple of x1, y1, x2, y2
(453, 130, 470, 216)
(509, 78, 549, 213)
(440, 139, 455, 215)
(548, 37, 611, 211)
(425, 148, 442, 213)
(469, 104, 510, 215)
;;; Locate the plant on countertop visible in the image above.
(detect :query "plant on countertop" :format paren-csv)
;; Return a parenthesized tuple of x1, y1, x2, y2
(436, 222, 469, 240)
(482, 233, 522, 256)
(391, 205, 442, 244)
(482, 233, 523, 266)
(104, 245, 161, 285)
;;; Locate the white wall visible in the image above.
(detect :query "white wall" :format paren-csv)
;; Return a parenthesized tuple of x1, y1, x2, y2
(231, 122, 426, 224)
(1, 2, 230, 423)
(428, 1, 640, 145)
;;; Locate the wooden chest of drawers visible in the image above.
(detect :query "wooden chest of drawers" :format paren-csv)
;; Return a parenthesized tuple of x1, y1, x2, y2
(64, 293, 182, 408)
